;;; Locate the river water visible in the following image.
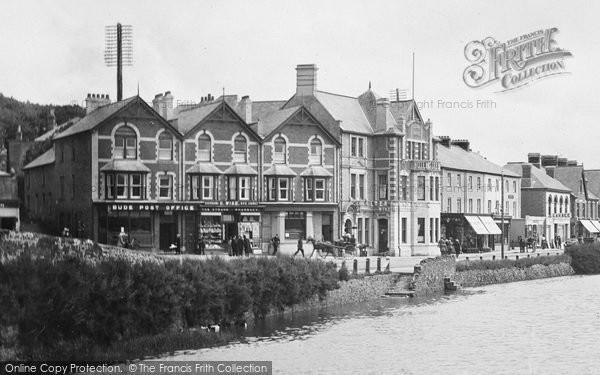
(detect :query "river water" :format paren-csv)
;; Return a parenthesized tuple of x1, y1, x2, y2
(164, 275, 600, 374)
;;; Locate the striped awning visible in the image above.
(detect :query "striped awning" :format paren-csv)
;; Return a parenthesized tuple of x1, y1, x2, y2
(478, 215, 502, 235)
(464, 215, 489, 235)
(580, 220, 599, 233)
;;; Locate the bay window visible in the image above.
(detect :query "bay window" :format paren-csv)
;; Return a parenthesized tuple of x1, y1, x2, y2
(228, 175, 254, 201)
(116, 174, 128, 198)
(130, 174, 142, 198)
(191, 175, 217, 200)
(105, 172, 146, 200)
(268, 177, 291, 201)
(304, 178, 327, 201)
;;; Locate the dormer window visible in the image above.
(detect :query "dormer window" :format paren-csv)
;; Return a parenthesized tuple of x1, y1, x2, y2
(114, 126, 137, 159)
(233, 135, 247, 163)
(309, 138, 322, 165)
(273, 137, 286, 164)
(158, 133, 173, 160)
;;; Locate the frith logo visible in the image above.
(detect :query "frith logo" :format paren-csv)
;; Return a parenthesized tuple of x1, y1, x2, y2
(463, 28, 572, 92)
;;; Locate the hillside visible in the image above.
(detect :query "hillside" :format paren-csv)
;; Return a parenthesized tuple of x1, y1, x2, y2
(0, 93, 85, 141)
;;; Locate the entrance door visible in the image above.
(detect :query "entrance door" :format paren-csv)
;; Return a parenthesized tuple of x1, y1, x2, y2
(322, 214, 333, 241)
(378, 218, 388, 253)
(160, 222, 176, 251)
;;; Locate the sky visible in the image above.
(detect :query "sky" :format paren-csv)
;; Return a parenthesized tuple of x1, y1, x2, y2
(1, 0, 598, 167)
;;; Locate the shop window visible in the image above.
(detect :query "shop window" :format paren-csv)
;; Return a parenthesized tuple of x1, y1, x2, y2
(159, 175, 172, 199)
(158, 133, 173, 160)
(114, 126, 137, 159)
(198, 134, 211, 162)
(285, 211, 306, 240)
(309, 138, 322, 165)
(273, 137, 286, 164)
(417, 218, 425, 243)
(233, 135, 247, 163)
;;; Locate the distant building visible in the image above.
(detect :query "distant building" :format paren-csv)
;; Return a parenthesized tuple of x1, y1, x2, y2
(0, 170, 19, 230)
(438, 137, 520, 251)
(505, 162, 571, 247)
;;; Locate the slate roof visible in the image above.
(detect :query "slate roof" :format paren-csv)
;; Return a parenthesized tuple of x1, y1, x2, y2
(243, 100, 286, 123)
(263, 164, 297, 176)
(438, 144, 519, 177)
(175, 101, 221, 134)
(22, 148, 55, 170)
(99, 159, 151, 173)
(222, 164, 257, 175)
(554, 166, 586, 198)
(54, 97, 138, 140)
(186, 163, 223, 175)
(584, 170, 600, 199)
(314, 91, 373, 134)
(255, 106, 300, 137)
(35, 117, 81, 142)
(300, 166, 333, 177)
(504, 163, 571, 192)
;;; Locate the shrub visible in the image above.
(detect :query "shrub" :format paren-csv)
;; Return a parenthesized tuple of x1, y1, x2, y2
(565, 244, 600, 274)
(455, 254, 570, 272)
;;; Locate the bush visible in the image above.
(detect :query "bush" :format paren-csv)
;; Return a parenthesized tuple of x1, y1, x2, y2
(0, 253, 340, 360)
(455, 254, 571, 272)
(565, 244, 600, 274)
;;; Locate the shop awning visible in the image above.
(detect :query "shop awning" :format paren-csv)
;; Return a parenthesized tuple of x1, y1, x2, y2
(263, 164, 297, 176)
(479, 215, 502, 235)
(300, 166, 333, 177)
(223, 164, 258, 175)
(579, 220, 599, 233)
(464, 215, 490, 235)
(591, 220, 600, 232)
(100, 159, 151, 173)
(186, 163, 222, 175)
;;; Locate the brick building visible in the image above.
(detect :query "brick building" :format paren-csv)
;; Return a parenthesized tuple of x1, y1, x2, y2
(438, 138, 521, 251)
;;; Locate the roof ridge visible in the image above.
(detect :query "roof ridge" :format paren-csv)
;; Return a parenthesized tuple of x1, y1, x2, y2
(316, 90, 358, 100)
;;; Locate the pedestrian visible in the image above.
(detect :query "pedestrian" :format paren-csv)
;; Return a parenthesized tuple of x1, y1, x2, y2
(454, 238, 461, 258)
(438, 237, 447, 255)
(272, 234, 280, 255)
(243, 235, 251, 257)
(294, 237, 305, 257)
(225, 238, 233, 256)
(234, 235, 242, 256)
(199, 236, 206, 255)
(558, 235, 562, 249)
(118, 227, 128, 248)
(175, 233, 181, 254)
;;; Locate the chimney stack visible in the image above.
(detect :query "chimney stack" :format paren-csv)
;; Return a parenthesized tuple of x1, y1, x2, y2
(240, 95, 252, 123)
(451, 139, 471, 152)
(541, 154, 558, 167)
(528, 153, 541, 168)
(375, 98, 392, 132)
(545, 166, 556, 178)
(439, 136, 451, 148)
(296, 64, 318, 96)
(558, 157, 568, 167)
(85, 93, 111, 114)
(567, 160, 578, 166)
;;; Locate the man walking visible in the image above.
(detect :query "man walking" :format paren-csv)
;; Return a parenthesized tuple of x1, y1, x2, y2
(199, 236, 206, 255)
(454, 238, 461, 258)
(271, 234, 280, 255)
(175, 233, 181, 254)
(294, 237, 305, 257)
(243, 235, 251, 257)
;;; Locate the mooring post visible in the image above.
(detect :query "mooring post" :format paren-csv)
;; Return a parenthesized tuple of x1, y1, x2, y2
(480, 256, 483, 260)
(365, 258, 370, 274)
(528, 254, 530, 258)
(353, 258, 358, 274)
(492, 255, 496, 260)
(377, 257, 381, 272)
(516, 255, 519, 260)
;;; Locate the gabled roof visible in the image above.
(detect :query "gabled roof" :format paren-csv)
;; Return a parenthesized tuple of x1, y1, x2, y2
(314, 91, 373, 134)
(389, 100, 422, 124)
(256, 106, 300, 137)
(554, 166, 585, 197)
(176, 101, 221, 134)
(438, 144, 519, 177)
(504, 163, 571, 192)
(240, 100, 286, 123)
(584, 170, 600, 199)
(54, 97, 138, 140)
(35, 117, 81, 142)
(23, 148, 55, 170)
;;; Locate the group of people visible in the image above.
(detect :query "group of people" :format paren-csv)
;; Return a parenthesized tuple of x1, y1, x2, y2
(269, 234, 306, 257)
(225, 235, 252, 256)
(518, 234, 563, 252)
(438, 237, 462, 257)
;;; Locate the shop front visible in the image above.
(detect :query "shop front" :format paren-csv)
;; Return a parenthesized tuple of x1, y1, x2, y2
(442, 213, 502, 252)
(577, 219, 600, 241)
(0, 200, 20, 230)
(96, 202, 162, 250)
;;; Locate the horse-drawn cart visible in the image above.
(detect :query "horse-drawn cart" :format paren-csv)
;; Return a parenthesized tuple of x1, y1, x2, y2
(307, 238, 366, 259)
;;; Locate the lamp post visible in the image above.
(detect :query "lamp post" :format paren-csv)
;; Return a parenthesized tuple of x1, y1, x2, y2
(501, 169, 505, 259)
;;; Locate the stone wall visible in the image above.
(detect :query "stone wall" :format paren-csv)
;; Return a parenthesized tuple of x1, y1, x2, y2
(412, 256, 456, 296)
(455, 263, 574, 287)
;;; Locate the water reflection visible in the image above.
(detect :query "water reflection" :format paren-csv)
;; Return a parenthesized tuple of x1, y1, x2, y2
(163, 275, 600, 374)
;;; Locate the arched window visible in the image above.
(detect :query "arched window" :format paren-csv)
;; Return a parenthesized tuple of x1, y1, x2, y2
(114, 126, 137, 159)
(158, 132, 173, 160)
(233, 135, 247, 163)
(273, 137, 286, 164)
(309, 138, 323, 165)
(559, 196, 563, 213)
(198, 134, 211, 162)
(553, 196, 558, 214)
(548, 196, 553, 216)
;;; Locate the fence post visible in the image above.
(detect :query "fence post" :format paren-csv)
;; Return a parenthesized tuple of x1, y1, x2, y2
(480, 256, 483, 260)
(353, 258, 358, 274)
(516, 255, 519, 260)
(377, 257, 381, 272)
(365, 258, 370, 274)
(466, 257, 469, 261)
(492, 255, 496, 260)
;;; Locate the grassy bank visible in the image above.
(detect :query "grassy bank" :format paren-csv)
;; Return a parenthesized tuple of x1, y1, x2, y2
(565, 244, 600, 274)
(0, 249, 339, 361)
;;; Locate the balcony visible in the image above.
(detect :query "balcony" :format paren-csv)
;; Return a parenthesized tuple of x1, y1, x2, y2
(401, 159, 441, 172)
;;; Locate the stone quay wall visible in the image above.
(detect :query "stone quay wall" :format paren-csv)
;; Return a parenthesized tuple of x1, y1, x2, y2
(454, 263, 574, 287)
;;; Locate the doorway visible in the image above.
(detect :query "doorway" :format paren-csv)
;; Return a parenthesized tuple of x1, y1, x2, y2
(378, 218, 388, 253)
(159, 214, 177, 251)
(322, 213, 333, 241)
